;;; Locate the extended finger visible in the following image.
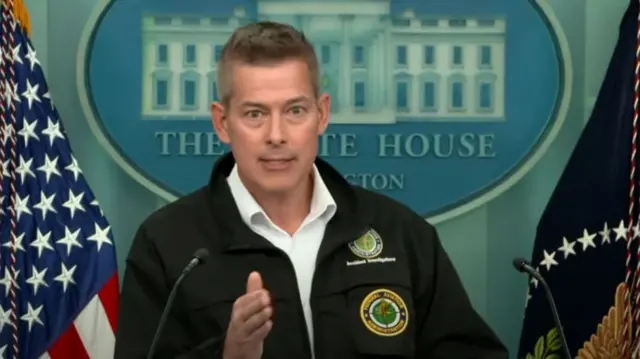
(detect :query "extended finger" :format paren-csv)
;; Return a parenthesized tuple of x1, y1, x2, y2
(233, 291, 271, 323)
(240, 306, 273, 338)
(245, 319, 273, 343)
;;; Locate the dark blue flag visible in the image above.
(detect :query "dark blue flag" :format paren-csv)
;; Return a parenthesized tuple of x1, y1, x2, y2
(517, 1, 640, 358)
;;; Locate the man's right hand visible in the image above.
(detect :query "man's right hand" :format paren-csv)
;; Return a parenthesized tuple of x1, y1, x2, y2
(223, 271, 273, 359)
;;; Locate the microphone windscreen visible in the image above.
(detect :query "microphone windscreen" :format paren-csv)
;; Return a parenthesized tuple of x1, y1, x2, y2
(193, 248, 210, 263)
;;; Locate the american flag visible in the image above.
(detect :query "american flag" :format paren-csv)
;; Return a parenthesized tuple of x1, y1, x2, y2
(0, 1, 120, 358)
(517, 1, 640, 357)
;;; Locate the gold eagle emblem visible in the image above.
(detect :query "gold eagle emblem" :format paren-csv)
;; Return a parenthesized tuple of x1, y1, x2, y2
(576, 283, 631, 358)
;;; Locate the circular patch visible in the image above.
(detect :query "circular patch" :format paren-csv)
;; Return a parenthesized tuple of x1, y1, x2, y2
(360, 288, 408, 337)
(348, 229, 383, 259)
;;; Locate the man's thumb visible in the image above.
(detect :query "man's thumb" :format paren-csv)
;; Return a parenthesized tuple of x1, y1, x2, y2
(246, 271, 263, 293)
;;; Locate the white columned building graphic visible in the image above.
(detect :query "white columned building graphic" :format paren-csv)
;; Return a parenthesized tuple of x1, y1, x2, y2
(140, 1, 506, 123)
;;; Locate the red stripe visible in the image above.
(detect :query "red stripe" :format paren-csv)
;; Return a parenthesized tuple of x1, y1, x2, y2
(97, 272, 120, 332)
(47, 324, 90, 359)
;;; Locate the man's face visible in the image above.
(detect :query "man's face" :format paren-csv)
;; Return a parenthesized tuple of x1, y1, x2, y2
(211, 58, 330, 195)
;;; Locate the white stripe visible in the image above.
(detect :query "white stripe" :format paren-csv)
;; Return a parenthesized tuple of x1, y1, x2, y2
(39, 351, 51, 359)
(73, 294, 115, 359)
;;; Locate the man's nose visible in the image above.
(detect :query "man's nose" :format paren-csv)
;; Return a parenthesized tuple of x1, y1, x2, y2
(266, 114, 286, 144)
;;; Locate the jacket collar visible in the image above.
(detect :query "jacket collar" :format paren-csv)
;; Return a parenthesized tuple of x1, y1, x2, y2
(207, 152, 370, 255)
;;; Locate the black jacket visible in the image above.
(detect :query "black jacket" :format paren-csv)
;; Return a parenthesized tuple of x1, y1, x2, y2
(114, 153, 508, 359)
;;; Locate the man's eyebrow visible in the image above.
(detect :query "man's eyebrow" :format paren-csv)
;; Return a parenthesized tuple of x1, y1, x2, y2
(239, 96, 311, 108)
(284, 96, 311, 106)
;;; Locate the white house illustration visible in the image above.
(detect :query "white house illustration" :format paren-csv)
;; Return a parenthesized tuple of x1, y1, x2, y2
(140, 1, 506, 123)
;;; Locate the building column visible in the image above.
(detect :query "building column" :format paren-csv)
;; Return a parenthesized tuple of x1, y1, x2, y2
(339, 15, 354, 111)
(383, 25, 392, 108)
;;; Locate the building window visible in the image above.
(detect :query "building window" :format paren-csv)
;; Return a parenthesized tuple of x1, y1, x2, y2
(479, 45, 492, 67)
(423, 82, 436, 109)
(321, 45, 331, 64)
(448, 74, 466, 111)
(420, 72, 440, 112)
(424, 46, 435, 66)
(156, 44, 168, 66)
(475, 73, 497, 112)
(421, 19, 438, 27)
(354, 81, 365, 109)
(449, 19, 467, 27)
(180, 71, 199, 110)
(394, 74, 412, 112)
(452, 46, 463, 66)
(397, 82, 408, 110)
(353, 45, 365, 67)
(184, 44, 197, 67)
(479, 82, 492, 109)
(213, 45, 223, 63)
(151, 70, 172, 110)
(392, 18, 410, 27)
(396, 45, 407, 66)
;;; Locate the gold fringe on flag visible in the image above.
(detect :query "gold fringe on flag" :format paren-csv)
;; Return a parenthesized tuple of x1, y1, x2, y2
(2, 0, 30, 37)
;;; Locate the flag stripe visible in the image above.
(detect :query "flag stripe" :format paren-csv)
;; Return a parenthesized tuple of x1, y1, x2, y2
(46, 324, 90, 359)
(74, 294, 116, 359)
(98, 273, 119, 333)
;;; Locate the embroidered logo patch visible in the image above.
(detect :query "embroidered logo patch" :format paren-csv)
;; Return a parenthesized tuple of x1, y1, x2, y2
(360, 288, 408, 336)
(348, 229, 383, 259)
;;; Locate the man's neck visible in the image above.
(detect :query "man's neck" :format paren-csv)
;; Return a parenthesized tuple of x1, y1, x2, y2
(246, 172, 314, 235)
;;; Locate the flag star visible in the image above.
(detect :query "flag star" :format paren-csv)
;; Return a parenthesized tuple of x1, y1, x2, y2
(36, 154, 61, 183)
(29, 229, 54, 258)
(87, 223, 112, 251)
(614, 220, 628, 242)
(530, 276, 538, 288)
(577, 229, 597, 251)
(14, 193, 32, 221)
(62, 189, 85, 219)
(65, 155, 82, 181)
(600, 222, 611, 244)
(15, 154, 35, 183)
(25, 265, 48, 296)
(633, 223, 640, 239)
(558, 237, 577, 259)
(10, 43, 22, 64)
(1, 123, 13, 145)
(1, 159, 8, 179)
(20, 303, 44, 332)
(56, 226, 83, 256)
(0, 307, 10, 332)
(540, 250, 558, 271)
(24, 43, 39, 71)
(54, 263, 77, 293)
(0, 344, 5, 359)
(0, 268, 20, 296)
(21, 78, 40, 109)
(91, 199, 104, 216)
(2, 232, 26, 253)
(2, 82, 17, 110)
(33, 191, 57, 220)
(17, 117, 38, 147)
(41, 117, 64, 146)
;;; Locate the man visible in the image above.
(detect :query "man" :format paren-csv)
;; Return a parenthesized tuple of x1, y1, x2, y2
(114, 21, 508, 359)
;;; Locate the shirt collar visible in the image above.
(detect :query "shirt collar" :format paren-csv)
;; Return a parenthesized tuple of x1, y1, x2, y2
(227, 164, 337, 226)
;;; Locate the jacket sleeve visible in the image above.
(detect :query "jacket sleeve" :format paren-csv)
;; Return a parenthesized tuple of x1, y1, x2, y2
(410, 218, 509, 358)
(114, 225, 225, 359)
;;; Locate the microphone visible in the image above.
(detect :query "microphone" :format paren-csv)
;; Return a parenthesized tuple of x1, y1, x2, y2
(513, 257, 571, 359)
(146, 248, 210, 359)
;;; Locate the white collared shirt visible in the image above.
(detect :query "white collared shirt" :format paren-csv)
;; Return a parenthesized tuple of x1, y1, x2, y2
(227, 164, 337, 356)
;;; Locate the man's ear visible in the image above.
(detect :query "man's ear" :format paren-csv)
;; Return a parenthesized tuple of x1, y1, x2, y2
(211, 102, 230, 144)
(316, 93, 330, 135)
